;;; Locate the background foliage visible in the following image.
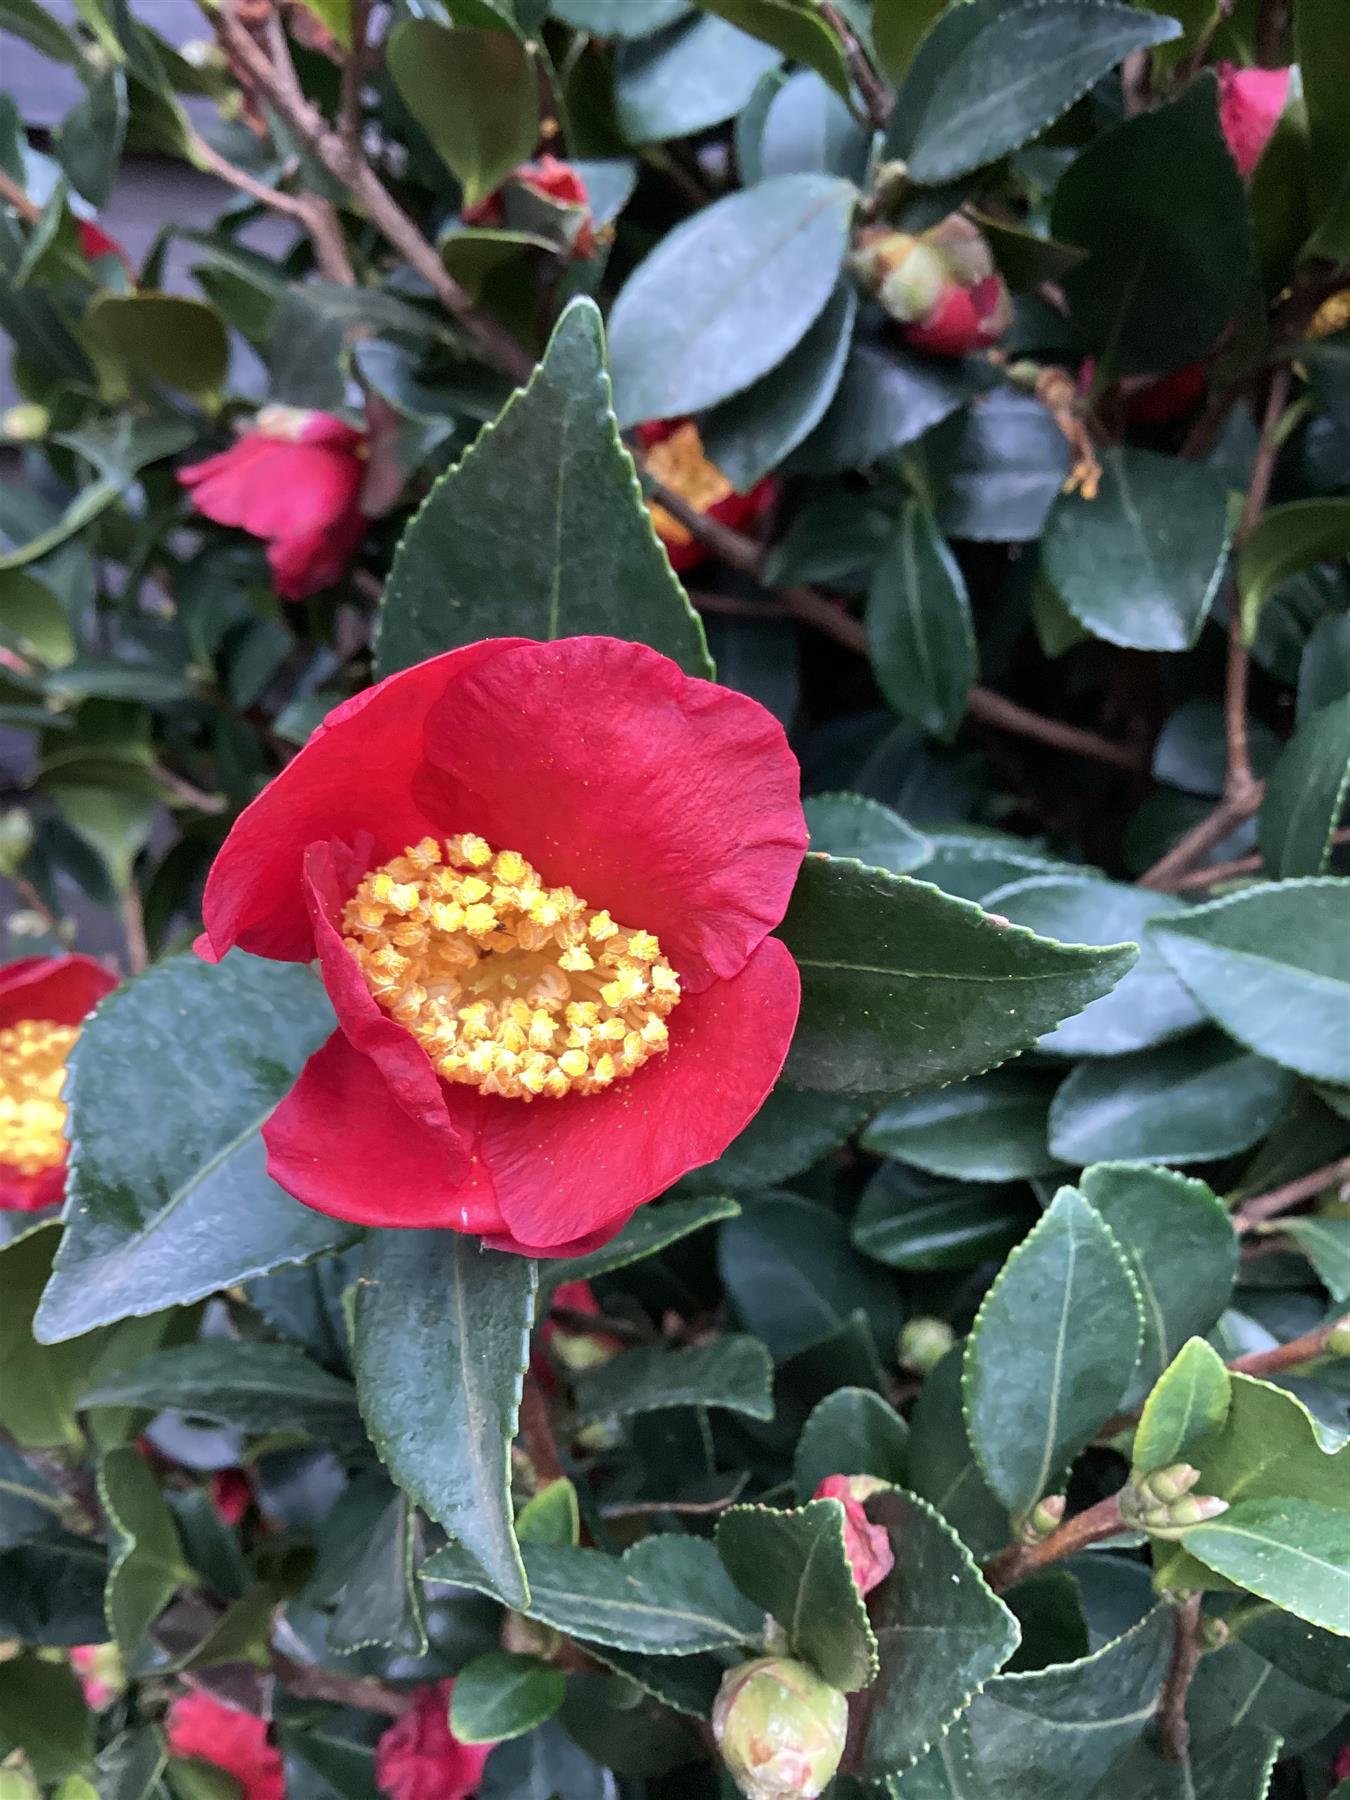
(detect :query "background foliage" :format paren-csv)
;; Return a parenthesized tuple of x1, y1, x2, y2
(0, 0, 1348, 1796)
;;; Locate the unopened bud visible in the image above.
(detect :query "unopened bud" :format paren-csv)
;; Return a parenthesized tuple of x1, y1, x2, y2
(898, 1316, 955, 1374)
(870, 159, 911, 212)
(0, 811, 33, 880)
(501, 1610, 561, 1658)
(1197, 1615, 1229, 1651)
(1, 404, 49, 442)
(1135, 1463, 1201, 1505)
(850, 215, 1011, 358)
(1015, 1494, 1065, 1545)
(1132, 1492, 1230, 1541)
(1327, 1315, 1350, 1357)
(712, 1657, 848, 1800)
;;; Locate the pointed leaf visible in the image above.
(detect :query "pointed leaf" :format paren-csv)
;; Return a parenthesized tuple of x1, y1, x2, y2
(98, 1444, 188, 1659)
(793, 1386, 909, 1500)
(1258, 695, 1350, 878)
(538, 1193, 739, 1292)
(1182, 1499, 1350, 1635)
(867, 499, 977, 740)
(1273, 1214, 1350, 1301)
(904, 1345, 1010, 1558)
(451, 1653, 567, 1744)
(803, 792, 933, 874)
(862, 1070, 1062, 1182)
(1132, 1338, 1231, 1474)
(572, 1336, 773, 1424)
(377, 299, 709, 679)
(386, 20, 537, 206)
(1239, 499, 1350, 636)
(355, 1229, 534, 1610)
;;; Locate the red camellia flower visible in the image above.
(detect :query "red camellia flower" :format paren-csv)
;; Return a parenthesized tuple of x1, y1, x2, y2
(375, 1680, 492, 1800)
(637, 420, 777, 573)
(166, 1692, 284, 1800)
(813, 1475, 895, 1596)
(463, 154, 597, 259)
(178, 407, 368, 602)
(1217, 63, 1291, 178)
(210, 1468, 253, 1526)
(852, 215, 1011, 359)
(195, 636, 805, 1257)
(0, 954, 116, 1213)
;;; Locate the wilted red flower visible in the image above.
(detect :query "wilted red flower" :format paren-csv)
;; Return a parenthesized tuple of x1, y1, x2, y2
(0, 954, 116, 1212)
(1217, 64, 1290, 178)
(166, 1692, 284, 1800)
(637, 420, 777, 573)
(813, 1475, 894, 1596)
(463, 154, 597, 258)
(210, 1468, 253, 1526)
(196, 637, 805, 1257)
(178, 406, 368, 602)
(852, 216, 1011, 358)
(376, 1680, 492, 1800)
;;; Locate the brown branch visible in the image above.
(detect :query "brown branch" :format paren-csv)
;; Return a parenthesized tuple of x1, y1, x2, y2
(1171, 825, 1350, 890)
(271, 1651, 409, 1717)
(1232, 1156, 1350, 1233)
(0, 168, 41, 224)
(120, 887, 148, 976)
(600, 1492, 744, 1519)
(518, 1368, 566, 1487)
(1227, 1314, 1348, 1378)
(1157, 1594, 1202, 1763)
(8, 872, 62, 936)
(820, 2, 892, 130)
(982, 1493, 1125, 1592)
(183, 122, 311, 221)
(339, 0, 374, 155)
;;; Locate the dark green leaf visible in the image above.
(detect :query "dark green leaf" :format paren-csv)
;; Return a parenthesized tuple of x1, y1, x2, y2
(1048, 1036, 1296, 1165)
(1041, 449, 1232, 651)
(0, 1439, 64, 1549)
(615, 14, 781, 144)
(862, 1070, 1062, 1182)
(964, 1186, 1142, 1515)
(793, 1386, 909, 1499)
(54, 67, 128, 208)
(355, 1229, 533, 1609)
(1296, 0, 1350, 260)
(1149, 880, 1350, 1084)
(1132, 1338, 1232, 1475)
(0, 0, 82, 61)
(378, 299, 709, 678)
(853, 1163, 1031, 1271)
(907, 1344, 1009, 1557)
(539, 1193, 740, 1292)
(1274, 1214, 1350, 1300)
(307, 1472, 426, 1655)
(693, 0, 851, 98)
(791, 343, 985, 475)
(935, 388, 1070, 542)
(1258, 695, 1350, 877)
(84, 295, 228, 404)
(867, 499, 977, 740)
(1238, 498, 1350, 637)
(93, 1729, 167, 1800)
(861, 1486, 1021, 1779)
(781, 855, 1137, 1093)
(716, 1499, 879, 1689)
(0, 1533, 108, 1646)
(1183, 1499, 1350, 1634)
(1078, 1163, 1237, 1403)
(476, 1718, 616, 1799)
(99, 1443, 188, 1659)
(37, 954, 347, 1343)
(803, 792, 933, 873)
(608, 174, 856, 425)
(387, 20, 538, 206)
(573, 1336, 773, 1422)
(1052, 77, 1252, 375)
(1186, 1634, 1343, 1756)
(0, 1656, 93, 1785)
(981, 876, 1204, 1057)
(757, 68, 871, 183)
(683, 1082, 875, 1192)
(424, 1533, 763, 1653)
(1239, 1603, 1350, 1700)
(888, 0, 1179, 183)
(451, 1652, 567, 1744)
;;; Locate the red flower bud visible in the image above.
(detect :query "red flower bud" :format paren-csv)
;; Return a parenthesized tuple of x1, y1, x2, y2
(812, 1475, 895, 1595)
(0, 954, 117, 1213)
(713, 1657, 848, 1799)
(165, 1692, 284, 1800)
(637, 419, 777, 572)
(178, 407, 368, 602)
(851, 216, 1011, 358)
(375, 1680, 492, 1800)
(463, 155, 597, 259)
(70, 1644, 124, 1711)
(210, 1467, 253, 1526)
(1217, 64, 1290, 178)
(77, 219, 133, 277)
(543, 1278, 626, 1371)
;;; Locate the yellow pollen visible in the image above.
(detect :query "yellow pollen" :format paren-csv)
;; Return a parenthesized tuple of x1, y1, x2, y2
(342, 837, 681, 1101)
(1309, 288, 1350, 341)
(645, 421, 735, 548)
(0, 1019, 78, 1176)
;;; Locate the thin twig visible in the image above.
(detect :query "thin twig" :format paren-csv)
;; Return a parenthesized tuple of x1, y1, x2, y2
(182, 122, 311, 221)
(1231, 1156, 1350, 1233)
(982, 1493, 1125, 1592)
(339, 0, 373, 155)
(1227, 1314, 1348, 1377)
(1157, 1594, 1202, 1762)
(1171, 825, 1350, 890)
(120, 887, 148, 976)
(271, 1651, 409, 1717)
(600, 1492, 744, 1519)
(0, 168, 41, 224)
(518, 1368, 566, 1487)
(820, 2, 892, 130)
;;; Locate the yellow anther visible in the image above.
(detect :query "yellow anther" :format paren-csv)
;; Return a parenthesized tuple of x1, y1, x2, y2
(340, 835, 681, 1101)
(0, 1018, 79, 1176)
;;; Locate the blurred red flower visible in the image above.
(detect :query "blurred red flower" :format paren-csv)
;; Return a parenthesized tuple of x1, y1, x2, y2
(0, 954, 116, 1212)
(376, 1681, 492, 1800)
(1217, 64, 1291, 178)
(178, 407, 368, 602)
(463, 154, 597, 258)
(637, 419, 776, 572)
(196, 636, 805, 1257)
(166, 1692, 284, 1800)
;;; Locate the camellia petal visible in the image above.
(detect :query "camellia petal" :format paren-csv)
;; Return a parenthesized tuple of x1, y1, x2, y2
(0, 953, 116, 1030)
(198, 640, 527, 965)
(416, 638, 807, 991)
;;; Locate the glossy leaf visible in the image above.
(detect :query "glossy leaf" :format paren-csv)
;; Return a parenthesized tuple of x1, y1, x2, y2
(539, 1192, 740, 1291)
(37, 953, 347, 1343)
(963, 1186, 1142, 1515)
(53, 67, 128, 208)
(862, 1070, 1062, 1182)
(793, 1386, 909, 1500)
(451, 1653, 567, 1744)
(803, 792, 933, 873)
(781, 855, 1137, 1093)
(354, 1229, 535, 1610)
(615, 14, 781, 143)
(683, 1082, 875, 1192)
(99, 1444, 189, 1659)
(935, 388, 1070, 542)
(1132, 1338, 1232, 1474)
(692, 0, 851, 100)
(1258, 694, 1350, 877)
(1041, 449, 1232, 651)
(1048, 1036, 1296, 1166)
(791, 342, 985, 474)
(1297, 0, 1350, 259)
(888, 0, 1179, 183)
(1183, 1499, 1350, 1635)
(867, 499, 977, 740)
(852, 1163, 1032, 1272)
(907, 1345, 1010, 1557)
(716, 1499, 878, 1689)
(84, 295, 228, 404)
(607, 173, 856, 425)
(307, 1473, 426, 1655)
(378, 299, 708, 679)
(1149, 880, 1350, 1084)
(572, 1336, 773, 1423)
(387, 20, 537, 206)
(1274, 1214, 1350, 1301)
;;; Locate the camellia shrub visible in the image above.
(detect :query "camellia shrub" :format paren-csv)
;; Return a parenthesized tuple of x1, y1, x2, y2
(2, 0, 1350, 1796)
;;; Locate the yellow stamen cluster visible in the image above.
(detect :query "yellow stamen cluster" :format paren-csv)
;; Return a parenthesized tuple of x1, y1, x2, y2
(0, 1019, 77, 1175)
(342, 835, 681, 1101)
(645, 421, 734, 548)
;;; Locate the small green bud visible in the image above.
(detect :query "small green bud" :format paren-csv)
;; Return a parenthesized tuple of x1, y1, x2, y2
(1137, 1493, 1229, 1541)
(1136, 1463, 1200, 1505)
(898, 1316, 955, 1374)
(0, 810, 33, 880)
(1014, 1494, 1065, 1545)
(713, 1657, 848, 1800)
(1197, 1615, 1230, 1651)
(1326, 1315, 1350, 1357)
(1, 404, 49, 442)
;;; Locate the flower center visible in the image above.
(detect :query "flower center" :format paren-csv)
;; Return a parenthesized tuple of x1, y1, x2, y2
(342, 835, 681, 1101)
(0, 1018, 77, 1175)
(645, 422, 733, 548)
